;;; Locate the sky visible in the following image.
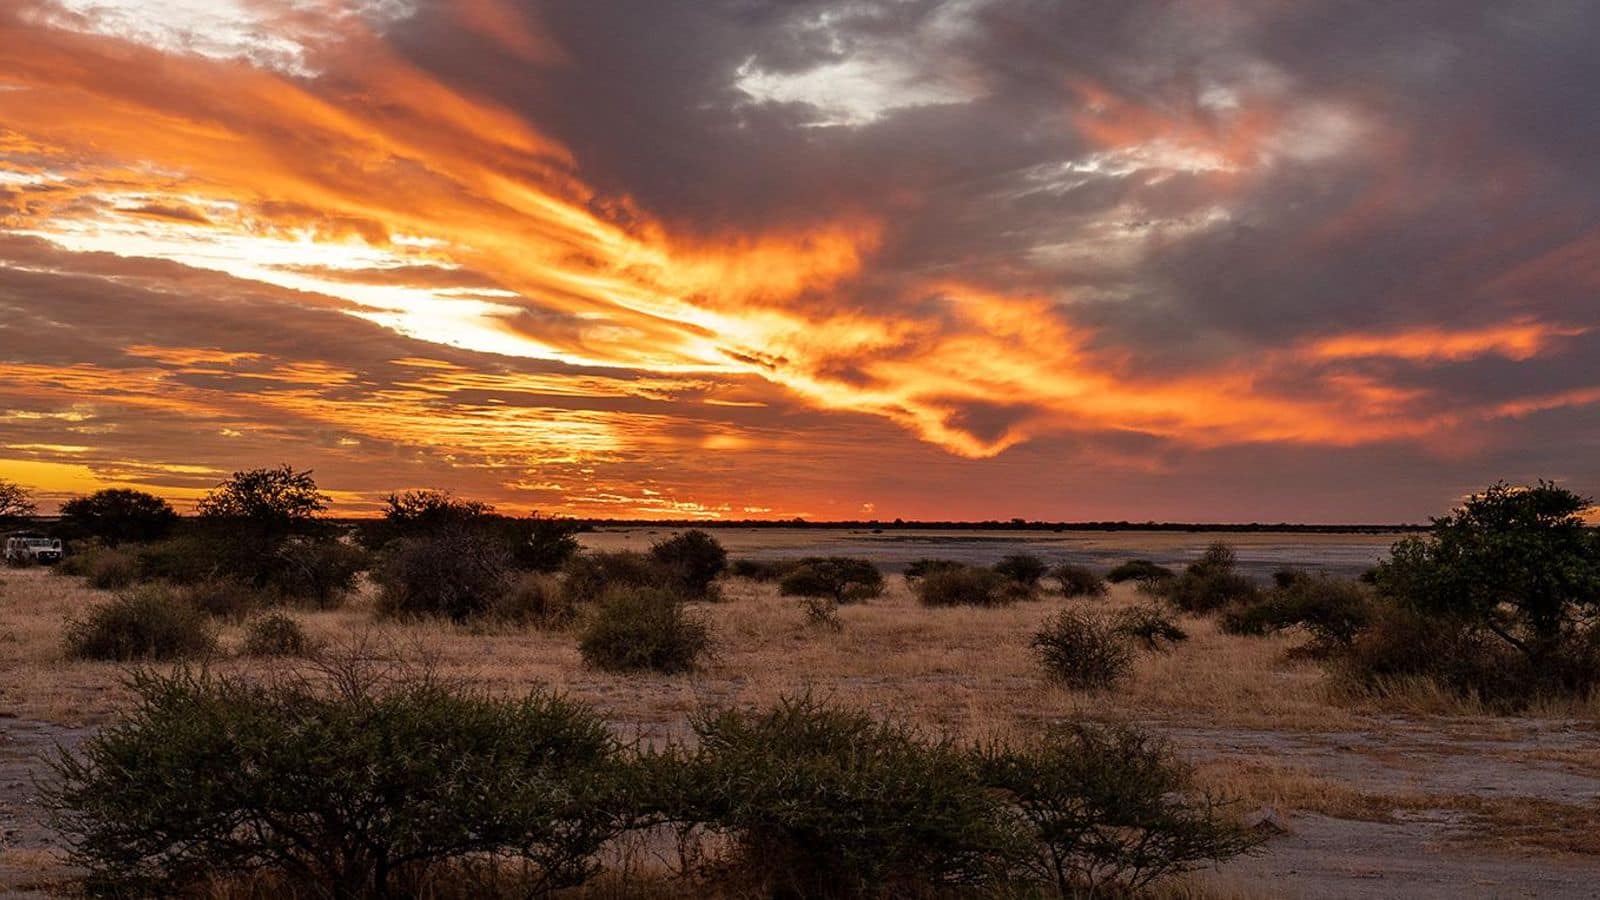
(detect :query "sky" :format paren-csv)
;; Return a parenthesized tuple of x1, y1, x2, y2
(0, 0, 1596, 522)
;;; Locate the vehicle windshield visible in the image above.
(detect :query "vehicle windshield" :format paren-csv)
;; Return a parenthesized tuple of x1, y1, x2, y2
(23, 538, 57, 548)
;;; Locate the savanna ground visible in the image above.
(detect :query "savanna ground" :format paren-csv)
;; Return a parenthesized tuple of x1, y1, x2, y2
(2, 564, 1599, 898)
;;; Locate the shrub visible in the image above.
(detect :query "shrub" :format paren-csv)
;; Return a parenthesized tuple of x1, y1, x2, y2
(1371, 481, 1600, 698)
(1329, 604, 1536, 708)
(778, 557, 885, 605)
(491, 573, 576, 629)
(1106, 559, 1175, 584)
(1053, 563, 1108, 599)
(993, 553, 1049, 589)
(1221, 574, 1374, 656)
(58, 489, 177, 547)
(1158, 542, 1259, 614)
(359, 489, 492, 550)
(242, 613, 315, 657)
(729, 558, 799, 582)
(63, 587, 217, 661)
(904, 558, 963, 582)
(374, 529, 512, 623)
(1032, 609, 1135, 690)
(683, 697, 1021, 896)
(1112, 605, 1189, 652)
(561, 550, 663, 604)
(578, 587, 710, 673)
(976, 722, 1262, 895)
(134, 534, 228, 585)
(264, 537, 367, 608)
(914, 565, 1012, 607)
(649, 530, 727, 597)
(496, 514, 583, 573)
(84, 548, 139, 590)
(46, 666, 626, 897)
(178, 577, 264, 621)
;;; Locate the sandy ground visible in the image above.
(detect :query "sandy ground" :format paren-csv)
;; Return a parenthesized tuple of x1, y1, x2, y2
(2, 565, 1599, 897)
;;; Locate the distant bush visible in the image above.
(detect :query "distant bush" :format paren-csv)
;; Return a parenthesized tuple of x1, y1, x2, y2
(1157, 543, 1259, 614)
(64, 587, 216, 662)
(976, 722, 1261, 895)
(46, 666, 626, 896)
(1329, 605, 1534, 707)
(1106, 559, 1175, 584)
(729, 558, 799, 582)
(914, 565, 1013, 607)
(561, 550, 663, 604)
(374, 530, 512, 623)
(904, 558, 963, 582)
(578, 587, 710, 674)
(649, 530, 727, 597)
(778, 557, 885, 605)
(1221, 573, 1373, 657)
(264, 537, 366, 609)
(993, 553, 1049, 590)
(361, 491, 580, 573)
(683, 697, 1019, 896)
(83, 549, 139, 590)
(1112, 605, 1189, 652)
(241, 613, 315, 658)
(134, 535, 226, 585)
(491, 573, 576, 630)
(497, 514, 583, 573)
(178, 577, 264, 621)
(1032, 609, 1135, 690)
(58, 489, 177, 547)
(1053, 563, 1107, 599)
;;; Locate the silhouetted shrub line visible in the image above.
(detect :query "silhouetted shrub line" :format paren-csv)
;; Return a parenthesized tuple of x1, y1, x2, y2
(48, 672, 1260, 897)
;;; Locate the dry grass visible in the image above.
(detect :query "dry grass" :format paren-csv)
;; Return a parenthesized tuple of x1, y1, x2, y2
(0, 568, 1345, 734)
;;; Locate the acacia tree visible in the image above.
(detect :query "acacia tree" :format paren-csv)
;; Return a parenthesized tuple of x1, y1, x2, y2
(196, 465, 328, 538)
(0, 478, 37, 527)
(1374, 481, 1600, 687)
(60, 489, 177, 546)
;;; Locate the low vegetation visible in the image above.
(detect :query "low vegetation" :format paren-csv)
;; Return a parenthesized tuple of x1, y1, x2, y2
(914, 564, 1014, 607)
(1032, 608, 1136, 690)
(778, 556, 885, 605)
(649, 529, 728, 597)
(241, 612, 316, 657)
(373, 529, 513, 622)
(577, 587, 711, 673)
(1112, 604, 1190, 652)
(63, 586, 216, 662)
(48, 670, 1259, 899)
(1155, 542, 1260, 614)
(993, 553, 1049, 590)
(1106, 559, 1175, 585)
(1053, 563, 1107, 598)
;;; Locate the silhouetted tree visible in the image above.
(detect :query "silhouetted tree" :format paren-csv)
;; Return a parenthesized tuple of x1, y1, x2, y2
(0, 478, 36, 528)
(59, 489, 177, 546)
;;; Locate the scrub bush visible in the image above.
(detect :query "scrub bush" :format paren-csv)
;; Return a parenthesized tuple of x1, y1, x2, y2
(242, 613, 315, 658)
(778, 557, 885, 605)
(914, 565, 1013, 607)
(993, 553, 1049, 590)
(1053, 563, 1108, 599)
(1032, 609, 1135, 690)
(373, 530, 512, 623)
(649, 530, 727, 597)
(64, 587, 216, 662)
(578, 587, 710, 673)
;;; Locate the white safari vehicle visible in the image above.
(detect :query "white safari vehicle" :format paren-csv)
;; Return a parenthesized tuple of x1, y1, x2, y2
(4, 534, 63, 565)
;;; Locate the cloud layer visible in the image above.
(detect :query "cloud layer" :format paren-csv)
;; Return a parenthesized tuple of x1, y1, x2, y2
(0, 0, 1596, 520)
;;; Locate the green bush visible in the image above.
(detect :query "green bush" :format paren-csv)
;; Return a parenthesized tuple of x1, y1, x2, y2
(1157, 543, 1259, 614)
(1053, 563, 1107, 599)
(64, 586, 217, 661)
(1330, 605, 1541, 709)
(778, 557, 885, 605)
(490, 573, 576, 629)
(976, 722, 1262, 895)
(134, 534, 228, 585)
(1032, 609, 1134, 690)
(1106, 559, 1175, 584)
(1370, 481, 1600, 699)
(904, 558, 963, 582)
(46, 666, 626, 896)
(374, 529, 512, 623)
(993, 553, 1049, 589)
(1112, 605, 1189, 652)
(1221, 573, 1373, 656)
(649, 530, 727, 597)
(682, 697, 1021, 896)
(914, 565, 1013, 607)
(729, 558, 800, 582)
(578, 587, 710, 673)
(242, 613, 315, 657)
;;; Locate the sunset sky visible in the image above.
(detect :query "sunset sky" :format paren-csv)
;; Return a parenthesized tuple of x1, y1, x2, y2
(1, 0, 1597, 521)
